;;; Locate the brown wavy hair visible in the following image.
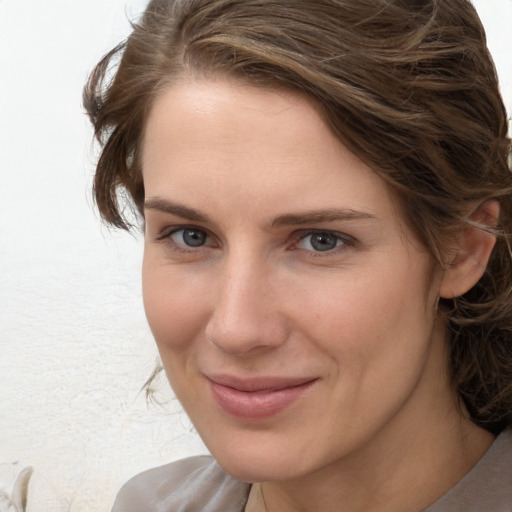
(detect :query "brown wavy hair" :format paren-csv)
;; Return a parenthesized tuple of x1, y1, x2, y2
(84, 0, 512, 434)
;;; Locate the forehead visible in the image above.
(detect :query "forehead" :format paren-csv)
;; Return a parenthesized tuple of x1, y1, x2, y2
(144, 78, 331, 158)
(142, 77, 404, 228)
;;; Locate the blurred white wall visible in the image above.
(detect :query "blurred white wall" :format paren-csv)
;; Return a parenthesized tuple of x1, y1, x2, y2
(0, 1, 207, 511)
(0, 1, 510, 511)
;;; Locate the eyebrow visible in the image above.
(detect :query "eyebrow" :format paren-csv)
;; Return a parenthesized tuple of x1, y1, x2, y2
(144, 197, 211, 223)
(144, 197, 376, 227)
(271, 209, 377, 227)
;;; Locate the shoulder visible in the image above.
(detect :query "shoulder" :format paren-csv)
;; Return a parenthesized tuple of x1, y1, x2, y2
(111, 455, 251, 512)
(425, 428, 512, 512)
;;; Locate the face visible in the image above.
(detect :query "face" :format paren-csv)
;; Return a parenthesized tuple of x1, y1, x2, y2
(141, 78, 452, 483)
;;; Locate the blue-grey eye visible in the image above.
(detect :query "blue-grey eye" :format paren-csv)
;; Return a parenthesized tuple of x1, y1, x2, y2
(173, 228, 208, 247)
(297, 231, 343, 252)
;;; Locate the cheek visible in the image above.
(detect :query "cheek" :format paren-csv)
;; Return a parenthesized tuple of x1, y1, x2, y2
(142, 257, 209, 354)
(142, 259, 212, 408)
(290, 257, 437, 378)
(288, 264, 440, 442)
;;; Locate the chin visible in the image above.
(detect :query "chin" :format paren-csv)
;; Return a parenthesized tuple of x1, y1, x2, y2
(215, 452, 300, 483)
(203, 431, 316, 483)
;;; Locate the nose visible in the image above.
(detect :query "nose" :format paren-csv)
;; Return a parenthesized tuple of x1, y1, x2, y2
(205, 256, 289, 356)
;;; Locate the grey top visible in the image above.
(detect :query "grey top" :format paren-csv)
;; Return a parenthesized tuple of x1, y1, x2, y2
(112, 429, 512, 512)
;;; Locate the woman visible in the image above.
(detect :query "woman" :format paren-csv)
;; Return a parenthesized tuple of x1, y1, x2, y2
(84, 0, 512, 510)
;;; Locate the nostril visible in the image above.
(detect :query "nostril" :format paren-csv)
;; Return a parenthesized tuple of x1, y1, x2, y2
(205, 264, 288, 354)
(206, 311, 288, 355)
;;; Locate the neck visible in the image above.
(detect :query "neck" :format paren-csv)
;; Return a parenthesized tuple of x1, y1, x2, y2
(245, 397, 494, 512)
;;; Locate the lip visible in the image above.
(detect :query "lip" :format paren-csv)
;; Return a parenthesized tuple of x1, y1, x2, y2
(207, 375, 318, 420)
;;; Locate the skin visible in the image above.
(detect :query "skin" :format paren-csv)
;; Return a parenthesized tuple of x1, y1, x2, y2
(141, 77, 494, 512)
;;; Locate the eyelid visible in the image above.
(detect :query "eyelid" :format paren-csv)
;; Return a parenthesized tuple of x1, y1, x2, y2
(152, 225, 356, 255)
(292, 229, 357, 252)
(155, 225, 218, 252)
(156, 224, 207, 240)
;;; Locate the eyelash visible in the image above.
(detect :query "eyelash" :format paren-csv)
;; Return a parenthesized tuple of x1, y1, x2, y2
(292, 230, 356, 255)
(156, 226, 217, 254)
(155, 226, 356, 256)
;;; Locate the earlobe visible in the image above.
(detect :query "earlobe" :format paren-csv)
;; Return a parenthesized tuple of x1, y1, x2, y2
(439, 201, 500, 299)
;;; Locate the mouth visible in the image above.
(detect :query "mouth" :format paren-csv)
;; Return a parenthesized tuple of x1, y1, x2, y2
(207, 375, 318, 420)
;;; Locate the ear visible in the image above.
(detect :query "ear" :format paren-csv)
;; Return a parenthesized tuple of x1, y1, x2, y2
(440, 200, 499, 299)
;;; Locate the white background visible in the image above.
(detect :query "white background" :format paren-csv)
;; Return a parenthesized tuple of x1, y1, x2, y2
(0, 1, 510, 511)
